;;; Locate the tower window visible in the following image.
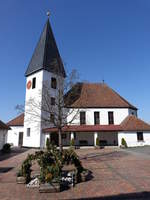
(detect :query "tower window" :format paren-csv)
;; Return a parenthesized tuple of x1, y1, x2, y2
(32, 77, 36, 89)
(108, 112, 114, 124)
(94, 112, 100, 125)
(80, 111, 86, 125)
(51, 97, 55, 105)
(51, 77, 57, 89)
(50, 113, 55, 123)
(27, 128, 30, 137)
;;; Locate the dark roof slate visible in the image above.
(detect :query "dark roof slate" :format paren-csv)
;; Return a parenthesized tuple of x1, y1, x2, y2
(25, 19, 66, 77)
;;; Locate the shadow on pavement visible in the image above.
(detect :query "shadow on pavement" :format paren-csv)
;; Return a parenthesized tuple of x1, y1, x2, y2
(0, 147, 29, 161)
(80, 150, 129, 161)
(0, 167, 14, 173)
(71, 191, 150, 200)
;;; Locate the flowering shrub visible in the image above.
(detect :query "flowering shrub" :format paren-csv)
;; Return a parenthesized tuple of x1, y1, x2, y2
(17, 145, 84, 184)
(45, 173, 53, 183)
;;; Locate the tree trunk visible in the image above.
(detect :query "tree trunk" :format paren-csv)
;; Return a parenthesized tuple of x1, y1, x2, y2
(58, 128, 63, 152)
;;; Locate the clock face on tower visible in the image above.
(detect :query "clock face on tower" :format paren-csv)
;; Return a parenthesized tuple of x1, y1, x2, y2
(27, 80, 32, 90)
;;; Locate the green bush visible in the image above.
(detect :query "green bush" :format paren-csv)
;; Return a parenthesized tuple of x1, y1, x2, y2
(62, 148, 84, 174)
(17, 144, 85, 184)
(17, 153, 35, 182)
(96, 137, 100, 146)
(37, 146, 62, 183)
(70, 138, 75, 146)
(121, 138, 128, 148)
(2, 143, 11, 153)
(20, 155, 32, 183)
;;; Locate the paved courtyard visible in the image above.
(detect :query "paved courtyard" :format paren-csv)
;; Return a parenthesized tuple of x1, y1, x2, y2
(1, 147, 150, 200)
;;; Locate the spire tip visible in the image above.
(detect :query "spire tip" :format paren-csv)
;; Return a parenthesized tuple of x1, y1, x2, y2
(46, 11, 50, 18)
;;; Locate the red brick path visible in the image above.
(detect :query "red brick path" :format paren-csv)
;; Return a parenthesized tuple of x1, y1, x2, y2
(1, 148, 150, 200)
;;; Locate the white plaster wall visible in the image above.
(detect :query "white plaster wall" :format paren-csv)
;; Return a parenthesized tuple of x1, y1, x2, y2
(118, 132, 150, 147)
(7, 126, 24, 146)
(67, 108, 129, 125)
(44, 133, 50, 147)
(41, 71, 64, 147)
(41, 70, 64, 128)
(24, 69, 64, 148)
(23, 70, 44, 147)
(42, 70, 64, 101)
(0, 130, 7, 150)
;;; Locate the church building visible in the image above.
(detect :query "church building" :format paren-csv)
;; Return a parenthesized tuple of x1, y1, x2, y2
(7, 17, 150, 148)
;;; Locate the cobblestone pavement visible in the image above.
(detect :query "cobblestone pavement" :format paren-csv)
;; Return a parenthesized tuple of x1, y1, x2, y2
(1, 147, 150, 200)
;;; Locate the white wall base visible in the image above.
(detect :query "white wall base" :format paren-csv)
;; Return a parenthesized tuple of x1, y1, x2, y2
(118, 132, 150, 147)
(7, 126, 24, 146)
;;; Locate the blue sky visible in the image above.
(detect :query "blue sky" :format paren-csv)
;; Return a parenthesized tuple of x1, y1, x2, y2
(0, 0, 150, 123)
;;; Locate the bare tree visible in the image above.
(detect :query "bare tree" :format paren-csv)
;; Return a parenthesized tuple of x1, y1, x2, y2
(16, 69, 80, 152)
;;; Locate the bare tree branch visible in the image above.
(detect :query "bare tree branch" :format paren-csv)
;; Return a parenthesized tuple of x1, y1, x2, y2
(16, 69, 80, 152)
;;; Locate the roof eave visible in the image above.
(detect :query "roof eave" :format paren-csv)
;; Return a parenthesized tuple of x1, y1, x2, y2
(66, 106, 138, 110)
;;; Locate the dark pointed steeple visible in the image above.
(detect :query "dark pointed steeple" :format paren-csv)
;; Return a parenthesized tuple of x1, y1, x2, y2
(25, 19, 66, 77)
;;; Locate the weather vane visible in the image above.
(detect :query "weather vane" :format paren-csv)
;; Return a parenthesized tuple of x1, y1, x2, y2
(46, 11, 50, 18)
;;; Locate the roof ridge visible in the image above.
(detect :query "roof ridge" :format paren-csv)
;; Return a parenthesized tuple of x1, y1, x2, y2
(133, 115, 150, 126)
(7, 113, 24, 123)
(7, 113, 24, 126)
(107, 85, 137, 110)
(66, 82, 137, 109)
(81, 82, 106, 85)
(42, 19, 49, 69)
(120, 114, 133, 126)
(120, 114, 150, 131)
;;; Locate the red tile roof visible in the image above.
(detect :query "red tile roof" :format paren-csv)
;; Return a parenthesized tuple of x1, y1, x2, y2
(0, 120, 10, 130)
(7, 113, 24, 126)
(43, 124, 122, 133)
(121, 115, 150, 131)
(65, 83, 137, 110)
(43, 115, 150, 133)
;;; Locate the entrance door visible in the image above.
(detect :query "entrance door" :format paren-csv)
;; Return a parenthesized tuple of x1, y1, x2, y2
(18, 132, 23, 146)
(51, 132, 59, 146)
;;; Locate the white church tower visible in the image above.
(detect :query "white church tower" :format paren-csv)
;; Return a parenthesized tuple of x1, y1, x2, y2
(23, 17, 66, 148)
